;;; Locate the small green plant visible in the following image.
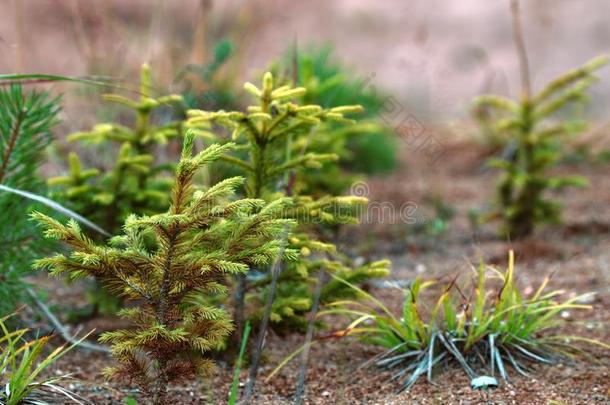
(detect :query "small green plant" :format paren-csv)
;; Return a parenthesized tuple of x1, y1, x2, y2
(0, 84, 59, 316)
(0, 313, 88, 405)
(187, 72, 390, 332)
(473, 56, 608, 238)
(49, 63, 186, 233)
(33, 133, 296, 404)
(324, 251, 608, 391)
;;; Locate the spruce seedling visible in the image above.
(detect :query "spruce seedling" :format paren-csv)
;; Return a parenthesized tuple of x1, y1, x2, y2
(187, 72, 390, 333)
(474, 56, 608, 238)
(269, 44, 398, 196)
(473, 1, 608, 238)
(48, 64, 190, 318)
(33, 132, 296, 404)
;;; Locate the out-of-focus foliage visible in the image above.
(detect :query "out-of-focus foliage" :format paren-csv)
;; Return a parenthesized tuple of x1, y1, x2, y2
(0, 85, 59, 316)
(177, 39, 241, 112)
(34, 133, 296, 404)
(48, 64, 187, 233)
(473, 56, 608, 238)
(414, 195, 455, 238)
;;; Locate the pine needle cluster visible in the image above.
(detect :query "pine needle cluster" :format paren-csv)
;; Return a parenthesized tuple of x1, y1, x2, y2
(0, 84, 59, 315)
(473, 56, 608, 238)
(33, 131, 296, 403)
(187, 72, 390, 331)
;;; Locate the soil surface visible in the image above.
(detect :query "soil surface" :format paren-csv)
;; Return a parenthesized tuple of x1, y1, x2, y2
(36, 137, 610, 404)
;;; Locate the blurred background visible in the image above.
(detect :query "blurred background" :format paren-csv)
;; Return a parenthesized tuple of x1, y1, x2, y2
(2, 0, 609, 125)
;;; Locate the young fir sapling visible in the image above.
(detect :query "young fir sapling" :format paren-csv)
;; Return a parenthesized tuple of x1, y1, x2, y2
(33, 132, 297, 403)
(0, 84, 59, 315)
(187, 72, 390, 332)
(473, 56, 608, 238)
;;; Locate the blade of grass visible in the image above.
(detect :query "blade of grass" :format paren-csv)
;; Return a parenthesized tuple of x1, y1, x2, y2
(0, 185, 110, 237)
(228, 321, 251, 405)
(0, 73, 112, 87)
(437, 332, 476, 378)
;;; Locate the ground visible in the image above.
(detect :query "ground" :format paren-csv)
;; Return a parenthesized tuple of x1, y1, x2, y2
(38, 136, 610, 404)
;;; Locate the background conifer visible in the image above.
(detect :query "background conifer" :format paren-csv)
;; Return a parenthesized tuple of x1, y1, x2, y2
(187, 72, 390, 333)
(473, 56, 608, 238)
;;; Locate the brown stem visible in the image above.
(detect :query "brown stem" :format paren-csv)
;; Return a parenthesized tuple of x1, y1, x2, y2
(148, 227, 178, 404)
(157, 226, 178, 324)
(231, 273, 247, 356)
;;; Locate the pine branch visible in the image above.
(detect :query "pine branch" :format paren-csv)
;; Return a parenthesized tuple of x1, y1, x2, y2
(0, 84, 59, 315)
(0, 107, 25, 184)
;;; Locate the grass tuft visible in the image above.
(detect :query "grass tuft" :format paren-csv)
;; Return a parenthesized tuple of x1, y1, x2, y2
(0, 313, 91, 404)
(322, 251, 608, 391)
